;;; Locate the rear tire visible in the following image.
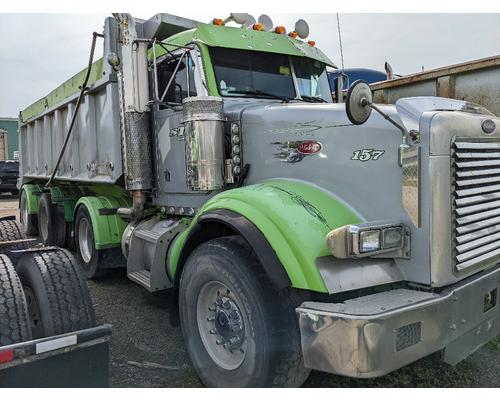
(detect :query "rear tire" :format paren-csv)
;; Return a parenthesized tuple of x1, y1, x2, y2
(0, 254, 32, 346)
(74, 205, 123, 279)
(15, 249, 97, 338)
(37, 193, 66, 246)
(179, 236, 310, 388)
(19, 189, 38, 237)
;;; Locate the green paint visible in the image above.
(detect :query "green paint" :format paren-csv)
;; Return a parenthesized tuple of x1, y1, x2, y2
(49, 185, 83, 221)
(168, 179, 361, 293)
(20, 58, 104, 123)
(197, 43, 219, 96)
(20, 184, 43, 214)
(152, 23, 334, 67)
(75, 195, 130, 250)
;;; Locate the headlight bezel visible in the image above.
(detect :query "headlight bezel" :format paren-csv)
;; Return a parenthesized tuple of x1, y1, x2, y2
(327, 222, 410, 259)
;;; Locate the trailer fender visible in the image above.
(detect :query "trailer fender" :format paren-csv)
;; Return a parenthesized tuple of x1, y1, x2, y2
(168, 179, 362, 293)
(74, 196, 130, 250)
(19, 184, 42, 215)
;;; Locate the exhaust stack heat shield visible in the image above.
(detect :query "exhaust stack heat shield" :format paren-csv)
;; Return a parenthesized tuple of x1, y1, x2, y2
(183, 96, 225, 191)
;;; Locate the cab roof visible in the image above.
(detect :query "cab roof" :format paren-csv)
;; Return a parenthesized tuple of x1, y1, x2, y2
(155, 22, 336, 67)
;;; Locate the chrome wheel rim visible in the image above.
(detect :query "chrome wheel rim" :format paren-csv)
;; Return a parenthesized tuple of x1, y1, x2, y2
(196, 281, 247, 370)
(78, 217, 93, 264)
(20, 196, 29, 232)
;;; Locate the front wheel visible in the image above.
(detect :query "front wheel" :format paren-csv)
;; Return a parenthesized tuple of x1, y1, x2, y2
(179, 236, 310, 388)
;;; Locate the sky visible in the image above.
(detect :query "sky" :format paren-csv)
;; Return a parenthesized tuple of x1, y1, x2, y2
(0, 13, 499, 117)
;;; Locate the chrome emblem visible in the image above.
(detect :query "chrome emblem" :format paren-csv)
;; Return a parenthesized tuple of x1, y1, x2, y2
(481, 119, 496, 134)
(297, 141, 323, 155)
(272, 141, 323, 163)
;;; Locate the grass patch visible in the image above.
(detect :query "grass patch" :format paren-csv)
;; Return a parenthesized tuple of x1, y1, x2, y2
(490, 337, 500, 350)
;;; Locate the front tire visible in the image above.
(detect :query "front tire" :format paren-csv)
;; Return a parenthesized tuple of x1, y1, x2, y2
(179, 236, 310, 388)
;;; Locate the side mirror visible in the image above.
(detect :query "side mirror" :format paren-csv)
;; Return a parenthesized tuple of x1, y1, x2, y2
(345, 80, 373, 125)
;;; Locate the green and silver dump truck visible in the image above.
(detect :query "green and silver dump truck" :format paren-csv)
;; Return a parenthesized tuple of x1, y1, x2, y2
(17, 13, 500, 387)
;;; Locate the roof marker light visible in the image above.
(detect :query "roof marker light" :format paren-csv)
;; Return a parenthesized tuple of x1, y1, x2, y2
(308, 40, 316, 47)
(288, 31, 298, 39)
(212, 18, 224, 26)
(253, 23, 264, 31)
(274, 26, 286, 34)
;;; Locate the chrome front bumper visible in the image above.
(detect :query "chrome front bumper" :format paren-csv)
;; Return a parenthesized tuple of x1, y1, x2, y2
(296, 266, 500, 378)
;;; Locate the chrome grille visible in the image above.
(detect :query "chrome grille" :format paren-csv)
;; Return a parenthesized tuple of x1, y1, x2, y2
(452, 140, 500, 271)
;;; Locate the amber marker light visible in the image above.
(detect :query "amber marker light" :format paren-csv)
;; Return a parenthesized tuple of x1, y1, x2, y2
(274, 26, 286, 34)
(308, 40, 316, 46)
(212, 18, 224, 26)
(288, 31, 298, 38)
(253, 23, 264, 31)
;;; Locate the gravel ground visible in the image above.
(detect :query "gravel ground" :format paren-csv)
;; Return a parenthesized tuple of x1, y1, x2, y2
(1, 196, 499, 387)
(87, 269, 500, 388)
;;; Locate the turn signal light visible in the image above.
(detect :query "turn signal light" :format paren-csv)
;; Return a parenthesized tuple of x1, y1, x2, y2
(308, 40, 316, 47)
(212, 18, 224, 26)
(274, 26, 286, 34)
(288, 31, 298, 38)
(253, 23, 264, 31)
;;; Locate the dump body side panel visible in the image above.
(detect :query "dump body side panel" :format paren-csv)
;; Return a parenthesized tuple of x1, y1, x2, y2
(18, 77, 122, 186)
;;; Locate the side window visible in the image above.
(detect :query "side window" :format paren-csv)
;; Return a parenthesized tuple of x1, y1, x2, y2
(157, 53, 197, 106)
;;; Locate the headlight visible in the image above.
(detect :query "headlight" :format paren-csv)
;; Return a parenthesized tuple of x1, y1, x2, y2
(326, 222, 409, 259)
(382, 226, 403, 249)
(360, 230, 380, 253)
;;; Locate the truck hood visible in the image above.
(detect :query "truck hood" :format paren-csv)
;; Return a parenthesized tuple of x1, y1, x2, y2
(395, 96, 494, 131)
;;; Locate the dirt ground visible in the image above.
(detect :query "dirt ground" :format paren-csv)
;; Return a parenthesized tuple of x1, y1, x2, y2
(1, 195, 499, 387)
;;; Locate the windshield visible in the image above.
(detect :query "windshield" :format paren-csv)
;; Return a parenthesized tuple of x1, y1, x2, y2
(210, 47, 332, 102)
(293, 57, 332, 102)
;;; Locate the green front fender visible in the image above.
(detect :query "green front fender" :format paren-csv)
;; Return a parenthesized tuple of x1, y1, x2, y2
(168, 179, 362, 293)
(75, 196, 130, 250)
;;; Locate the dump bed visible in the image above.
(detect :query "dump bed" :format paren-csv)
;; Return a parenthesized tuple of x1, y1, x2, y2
(371, 55, 500, 115)
(18, 56, 123, 185)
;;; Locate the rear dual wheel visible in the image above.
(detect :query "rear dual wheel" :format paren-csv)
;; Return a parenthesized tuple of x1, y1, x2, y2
(19, 190, 38, 237)
(37, 193, 67, 247)
(74, 205, 124, 279)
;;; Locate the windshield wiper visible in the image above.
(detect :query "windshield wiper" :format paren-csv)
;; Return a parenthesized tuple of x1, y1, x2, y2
(300, 95, 328, 103)
(226, 90, 290, 103)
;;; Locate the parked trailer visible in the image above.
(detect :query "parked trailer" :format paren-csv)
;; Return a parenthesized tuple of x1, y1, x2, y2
(0, 217, 108, 387)
(17, 13, 500, 387)
(371, 55, 500, 116)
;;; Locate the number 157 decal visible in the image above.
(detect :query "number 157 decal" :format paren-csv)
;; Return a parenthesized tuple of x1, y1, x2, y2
(351, 149, 385, 162)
